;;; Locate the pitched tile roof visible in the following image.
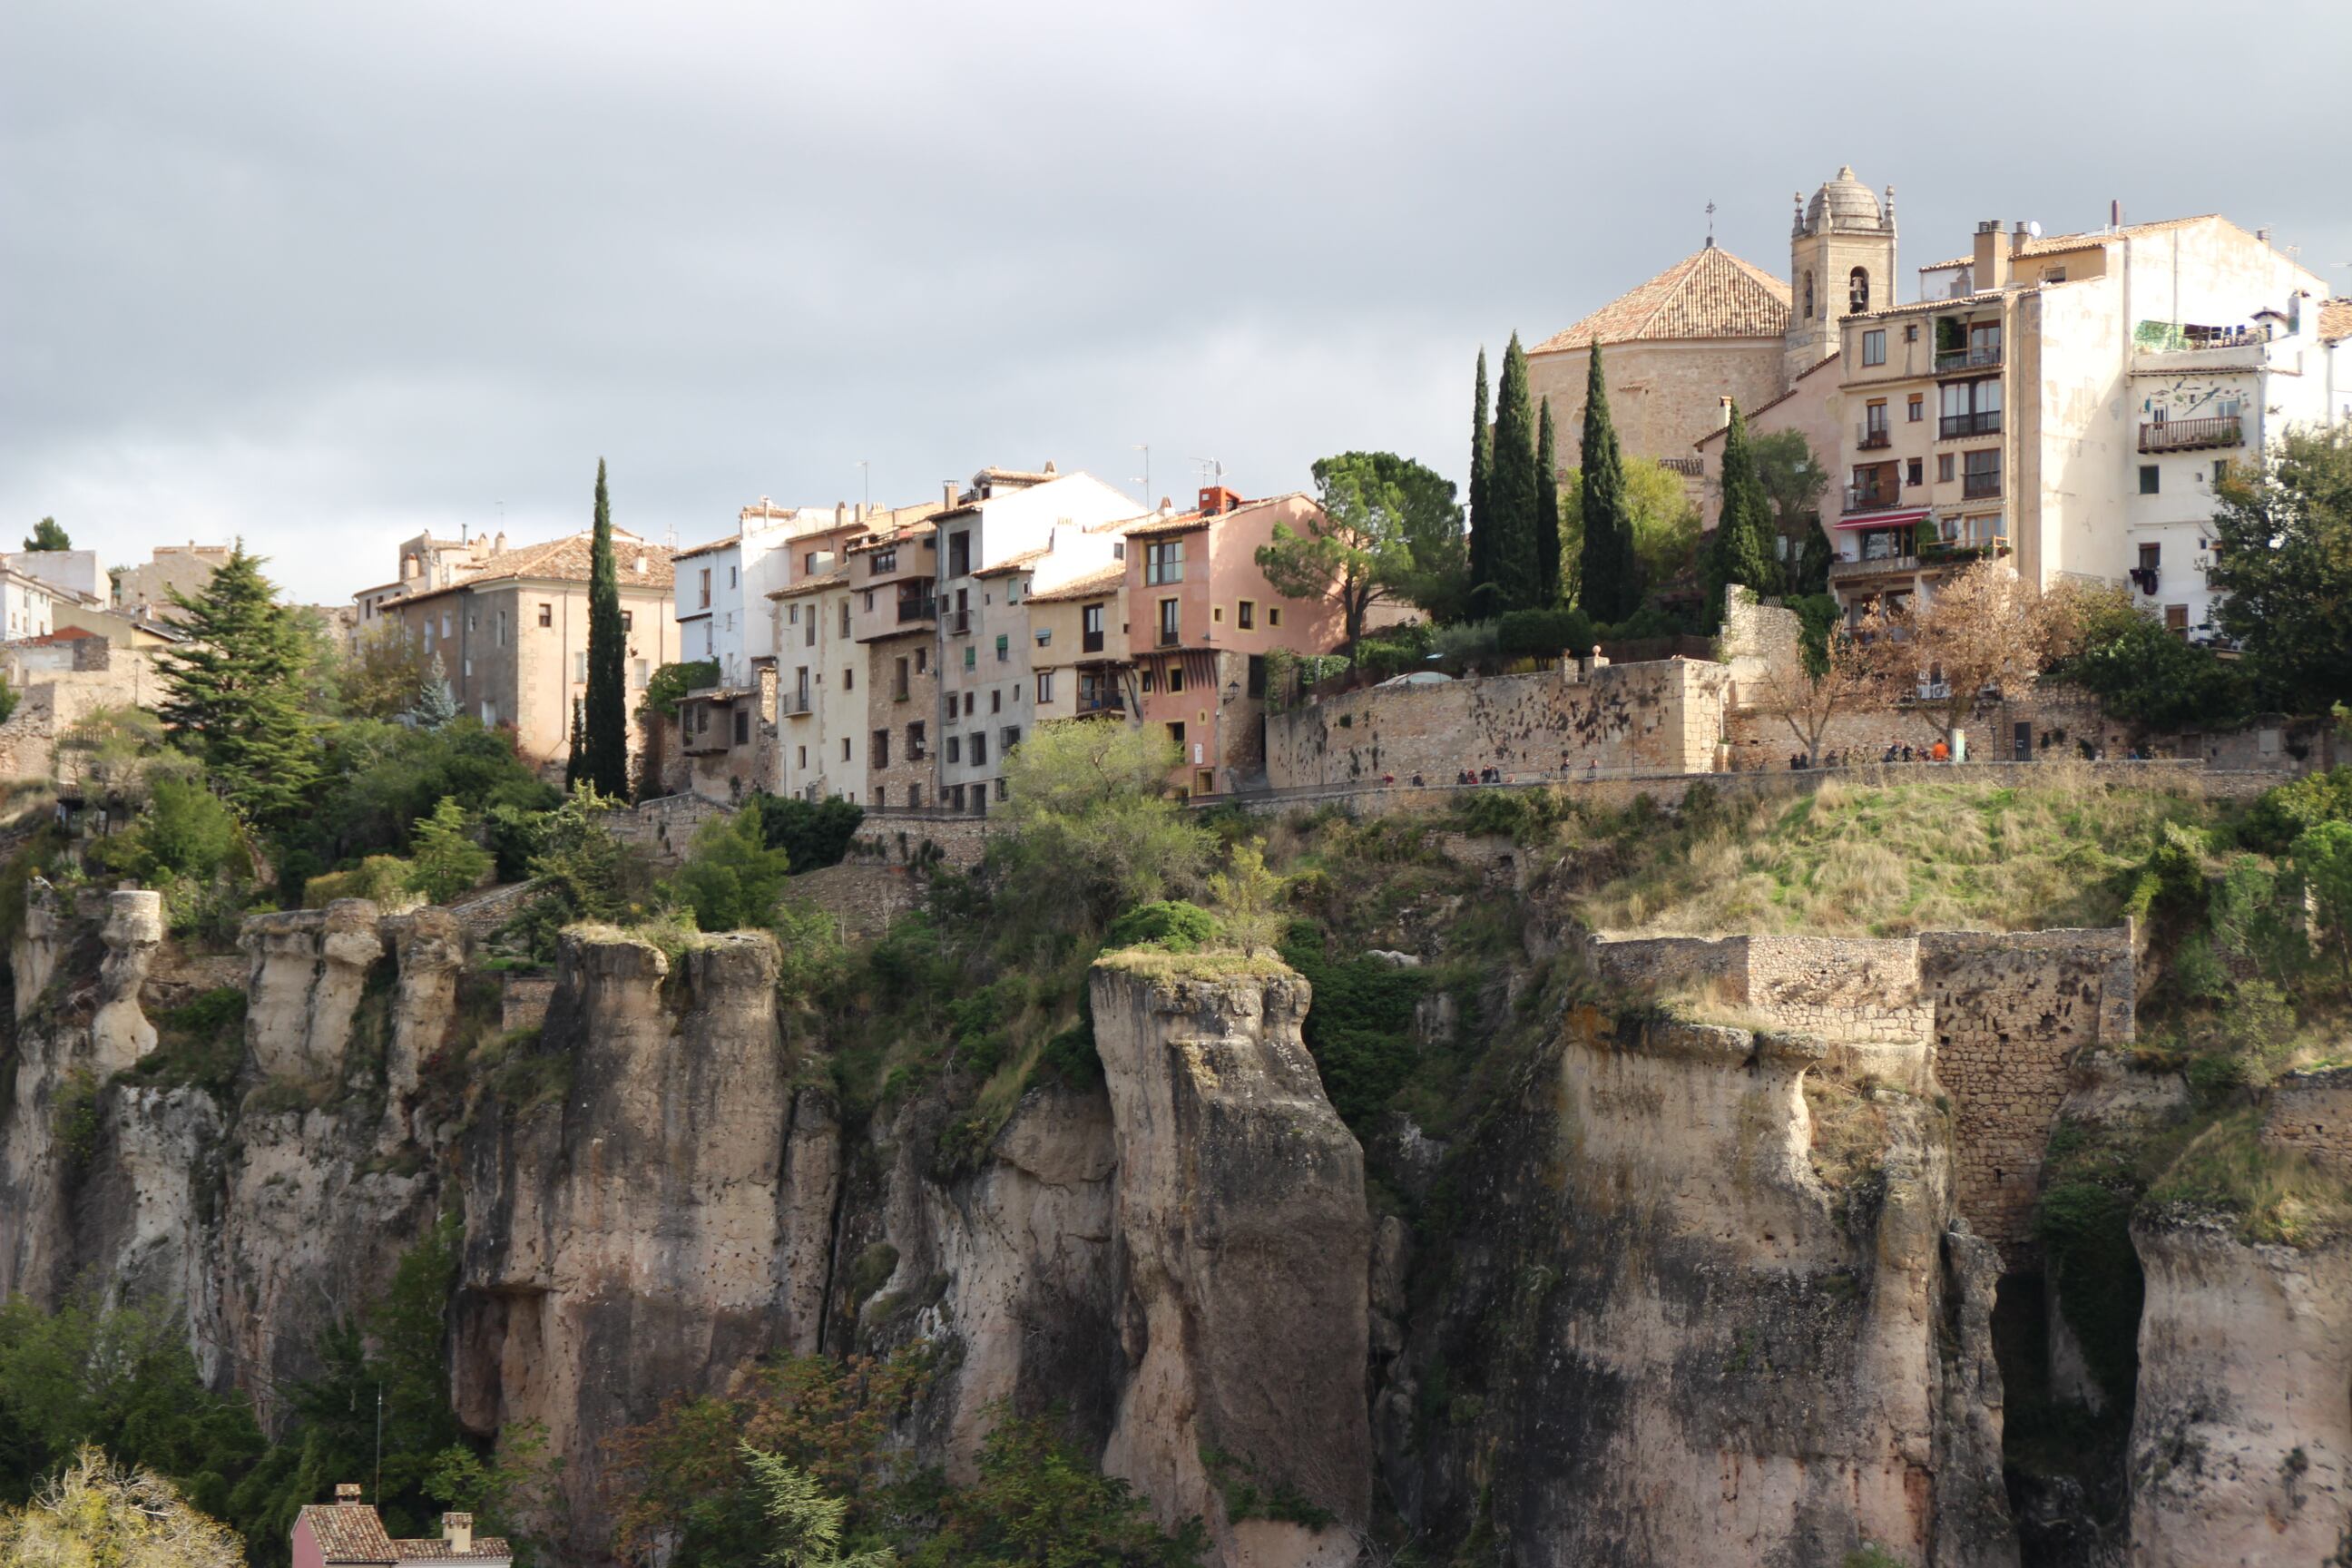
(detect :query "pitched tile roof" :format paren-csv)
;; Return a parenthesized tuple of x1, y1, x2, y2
(1026, 562, 1127, 603)
(1534, 244, 1791, 352)
(2321, 298, 2352, 346)
(1917, 213, 2227, 271)
(387, 1536, 514, 1563)
(397, 532, 675, 603)
(766, 566, 850, 599)
(298, 1500, 513, 1564)
(973, 549, 1049, 579)
(672, 534, 739, 562)
(848, 519, 936, 554)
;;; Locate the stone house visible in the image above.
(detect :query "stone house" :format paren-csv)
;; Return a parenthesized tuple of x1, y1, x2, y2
(369, 530, 678, 770)
(848, 517, 943, 811)
(0, 567, 57, 642)
(1027, 561, 1132, 727)
(109, 542, 232, 626)
(293, 1485, 509, 1568)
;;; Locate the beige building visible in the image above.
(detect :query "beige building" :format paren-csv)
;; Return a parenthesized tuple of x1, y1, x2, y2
(370, 530, 677, 769)
(110, 543, 233, 624)
(1027, 562, 1131, 728)
(1528, 167, 1895, 479)
(848, 517, 942, 811)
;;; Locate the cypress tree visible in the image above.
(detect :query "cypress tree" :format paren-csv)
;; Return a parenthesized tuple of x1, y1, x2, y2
(154, 543, 318, 825)
(583, 459, 631, 797)
(1535, 398, 1563, 605)
(1489, 333, 1541, 608)
(1466, 348, 1494, 614)
(1578, 344, 1635, 622)
(1705, 401, 1777, 616)
(564, 697, 585, 789)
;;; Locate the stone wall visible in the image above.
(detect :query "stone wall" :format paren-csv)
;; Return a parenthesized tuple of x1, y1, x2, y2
(856, 809, 990, 870)
(1920, 927, 2136, 1255)
(2261, 1068, 2352, 1180)
(0, 644, 168, 784)
(1586, 933, 1930, 1047)
(789, 861, 918, 942)
(593, 793, 730, 865)
(1264, 659, 1730, 791)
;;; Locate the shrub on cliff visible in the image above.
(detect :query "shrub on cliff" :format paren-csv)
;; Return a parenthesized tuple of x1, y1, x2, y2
(672, 808, 795, 932)
(753, 794, 865, 873)
(407, 796, 494, 906)
(1104, 900, 1220, 954)
(0, 1447, 244, 1568)
(991, 723, 1209, 943)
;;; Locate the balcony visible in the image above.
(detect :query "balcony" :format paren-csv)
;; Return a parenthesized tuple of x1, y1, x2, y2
(782, 690, 812, 717)
(1962, 472, 2002, 500)
(1939, 410, 2001, 439)
(1081, 630, 1106, 654)
(947, 608, 971, 635)
(1843, 484, 1904, 515)
(1857, 425, 1892, 451)
(897, 595, 936, 624)
(1829, 554, 1921, 583)
(2140, 416, 2243, 454)
(1936, 342, 2003, 373)
(1074, 692, 1127, 718)
(1155, 627, 1181, 649)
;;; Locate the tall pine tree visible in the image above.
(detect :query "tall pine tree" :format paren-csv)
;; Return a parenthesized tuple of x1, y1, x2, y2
(1703, 401, 1777, 615)
(154, 544, 318, 825)
(1488, 333, 1541, 609)
(1578, 344, 1636, 622)
(1535, 398, 1563, 606)
(1465, 348, 1494, 615)
(583, 459, 631, 797)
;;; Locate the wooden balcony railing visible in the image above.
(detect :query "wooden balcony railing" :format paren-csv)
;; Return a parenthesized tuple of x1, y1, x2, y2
(2140, 416, 2243, 454)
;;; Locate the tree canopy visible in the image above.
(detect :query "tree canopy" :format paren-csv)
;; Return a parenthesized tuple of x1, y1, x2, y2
(1258, 452, 1464, 650)
(1576, 345, 1637, 621)
(154, 544, 319, 826)
(582, 460, 631, 797)
(1702, 402, 1775, 614)
(23, 517, 70, 552)
(2210, 424, 2352, 714)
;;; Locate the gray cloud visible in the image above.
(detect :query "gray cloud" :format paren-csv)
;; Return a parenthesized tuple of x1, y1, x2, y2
(5, 0, 2346, 599)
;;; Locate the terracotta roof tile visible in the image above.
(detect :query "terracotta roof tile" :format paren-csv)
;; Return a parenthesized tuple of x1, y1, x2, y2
(766, 566, 850, 599)
(2321, 298, 2352, 346)
(672, 534, 739, 562)
(973, 549, 1049, 579)
(1916, 213, 2228, 272)
(401, 532, 675, 601)
(299, 1504, 397, 1563)
(1534, 245, 1790, 353)
(1026, 562, 1127, 603)
(387, 1537, 514, 1563)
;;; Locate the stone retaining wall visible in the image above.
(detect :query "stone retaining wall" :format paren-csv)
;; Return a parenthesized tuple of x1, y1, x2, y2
(789, 862, 920, 942)
(854, 810, 989, 870)
(2262, 1069, 2352, 1181)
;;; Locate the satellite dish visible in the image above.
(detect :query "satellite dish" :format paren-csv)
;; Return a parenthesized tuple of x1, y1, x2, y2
(2026, 221, 2043, 239)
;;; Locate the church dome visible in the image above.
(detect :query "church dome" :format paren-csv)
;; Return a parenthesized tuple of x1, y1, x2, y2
(1804, 166, 1883, 232)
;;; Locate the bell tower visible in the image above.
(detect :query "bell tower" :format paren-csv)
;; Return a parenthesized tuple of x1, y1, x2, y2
(1785, 165, 1897, 389)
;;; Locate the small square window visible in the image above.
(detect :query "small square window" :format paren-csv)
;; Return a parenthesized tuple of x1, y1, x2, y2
(1267, 606, 1282, 628)
(1861, 329, 1886, 367)
(1906, 395, 1923, 422)
(1904, 324, 1919, 342)
(538, 603, 553, 628)
(622, 611, 633, 632)
(1238, 600, 1256, 629)
(1937, 455, 1955, 484)
(1906, 458, 1924, 486)
(2139, 466, 2160, 495)
(1213, 606, 1223, 622)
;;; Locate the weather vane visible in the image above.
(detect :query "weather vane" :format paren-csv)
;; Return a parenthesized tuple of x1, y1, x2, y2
(1706, 201, 1716, 245)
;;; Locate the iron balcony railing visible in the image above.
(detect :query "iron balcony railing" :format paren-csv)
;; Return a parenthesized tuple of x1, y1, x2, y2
(1935, 342, 2003, 373)
(946, 608, 971, 634)
(1843, 484, 1903, 514)
(1962, 471, 2002, 499)
(1857, 424, 1892, 450)
(1828, 554, 1920, 582)
(1939, 410, 2001, 438)
(2139, 416, 2243, 454)
(1155, 627, 1181, 649)
(1081, 630, 1106, 654)
(1075, 691, 1127, 716)
(897, 596, 936, 623)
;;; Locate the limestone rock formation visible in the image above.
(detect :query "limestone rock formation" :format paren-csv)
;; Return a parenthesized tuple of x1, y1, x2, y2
(241, 899, 388, 1080)
(2129, 1215, 2352, 1566)
(1091, 960, 1372, 1568)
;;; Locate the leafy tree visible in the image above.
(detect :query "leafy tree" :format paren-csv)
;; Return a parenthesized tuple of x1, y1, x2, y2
(154, 544, 319, 826)
(270, 719, 555, 886)
(564, 698, 586, 791)
(1257, 453, 1460, 654)
(1577, 344, 1637, 621)
(1891, 556, 2057, 749)
(1483, 334, 1541, 612)
(2045, 584, 2251, 732)
(502, 785, 644, 959)
(337, 623, 432, 721)
(0, 1447, 244, 1568)
(1749, 429, 1829, 593)
(906, 1415, 1207, 1568)
(2210, 424, 2352, 713)
(1206, 840, 1287, 956)
(411, 653, 459, 730)
(640, 660, 721, 720)
(407, 797, 494, 905)
(673, 807, 794, 932)
(2295, 819, 2352, 984)
(740, 1447, 897, 1568)
(1534, 398, 1562, 606)
(1703, 402, 1775, 614)
(91, 772, 246, 894)
(1465, 349, 1493, 611)
(992, 722, 1209, 941)
(1560, 459, 1702, 600)
(752, 795, 865, 873)
(583, 460, 631, 796)
(22, 517, 70, 552)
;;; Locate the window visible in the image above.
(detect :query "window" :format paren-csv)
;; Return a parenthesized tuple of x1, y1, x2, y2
(729, 565, 739, 588)
(2139, 466, 2161, 495)
(1002, 726, 1021, 752)
(963, 645, 975, 671)
(915, 646, 927, 674)
(798, 745, 807, 769)
(804, 551, 818, 573)
(494, 610, 505, 647)
(1034, 627, 1051, 647)
(699, 569, 711, 609)
(841, 737, 852, 762)
(970, 733, 987, 766)
(1006, 577, 1020, 604)
(573, 652, 588, 683)
(947, 531, 971, 577)
(838, 601, 850, 636)
(908, 722, 926, 760)
(1937, 454, 1955, 484)
(995, 633, 1008, 662)
(894, 657, 910, 700)
(2213, 459, 2230, 484)
(632, 658, 648, 689)
(1167, 720, 1185, 747)
(871, 547, 897, 574)
(947, 785, 964, 811)
(1861, 329, 1886, 367)
(1082, 603, 1105, 652)
(1803, 270, 1815, 320)
(1906, 458, 1924, 487)
(1963, 449, 2001, 498)
(843, 666, 854, 691)
(1848, 267, 1870, 313)
(906, 783, 922, 808)
(2139, 544, 2161, 572)
(874, 786, 887, 808)
(1145, 539, 1184, 584)
(1267, 606, 1282, 628)
(1140, 666, 1155, 693)
(991, 689, 1002, 714)
(2043, 268, 2067, 284)
(622, 611, 633, 632)
(946, 735, 961, 763)
(1238, 600, 1256, 630)
(538, 603, 554, 628)
(734, 710, 750, 746)
(1036, 671, 1054, 703)
(1907, 394, 1923, 423)
(1864, 400, 1888, 441)
(1904, 324, 1919, 343)
(2164, 604, 2189, 635)
(1212, 605, 1223, 623)
(995, 777, 1009, 802)
(963, 691, 975, 716)
(1168, 664, 1185, 694)
(1157, 597, 1180, 646)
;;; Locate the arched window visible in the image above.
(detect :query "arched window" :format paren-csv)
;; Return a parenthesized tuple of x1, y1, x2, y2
(1849, 267, 1870, 313)
(1803, 270, 1815, 320)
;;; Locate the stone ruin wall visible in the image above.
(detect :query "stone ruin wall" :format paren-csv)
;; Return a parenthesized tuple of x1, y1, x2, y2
(1589, 924, 2136, 1258)
(1263, 658, 1730, 791)
(2261, 1068, 2352, 1180)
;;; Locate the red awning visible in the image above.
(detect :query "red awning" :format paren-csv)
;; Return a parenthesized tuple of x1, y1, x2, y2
(1833, 509, 1927, 530)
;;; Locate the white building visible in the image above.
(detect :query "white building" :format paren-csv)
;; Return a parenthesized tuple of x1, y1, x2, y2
(0, 569, 57, 641)
(673, 500, 849, 690)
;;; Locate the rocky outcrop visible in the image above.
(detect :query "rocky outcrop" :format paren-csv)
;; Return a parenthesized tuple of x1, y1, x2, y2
(2129, 1216, 2352, 1566)
(11, 878, 67, 1019)
(240, 900, 387, 1081)
(92, 891, 163, 1067)
(456, 930, 825, 1553)
(1386, 1007, 2014, 1566)
(380, 909, 466, 1147)
(1091, 959, 1372, 1568)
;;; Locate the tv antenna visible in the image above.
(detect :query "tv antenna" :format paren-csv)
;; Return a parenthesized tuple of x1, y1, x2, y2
(1191, 456, 1225, 490)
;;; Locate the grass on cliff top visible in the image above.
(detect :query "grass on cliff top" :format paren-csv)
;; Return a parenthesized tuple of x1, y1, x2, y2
(1580, 763, 2212, 936)
(2145, 1106, 2352, 1247)
(1093, 946, 1292, 981)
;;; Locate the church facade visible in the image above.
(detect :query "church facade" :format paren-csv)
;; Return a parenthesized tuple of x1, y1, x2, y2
(1526, 167, 1896, 476)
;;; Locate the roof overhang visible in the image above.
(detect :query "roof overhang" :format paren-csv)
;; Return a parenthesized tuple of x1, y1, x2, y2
(1834, 509, 1929, 530)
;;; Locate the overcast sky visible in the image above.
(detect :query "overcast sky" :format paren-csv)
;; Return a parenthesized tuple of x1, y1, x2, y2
(5, 0, 2347, 603)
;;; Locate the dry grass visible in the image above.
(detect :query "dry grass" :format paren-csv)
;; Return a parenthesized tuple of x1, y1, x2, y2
(2147, 1107, 2352, 1246)
(1580, 767, 2209, 937)
(1094, 946, 1293, 980)
(1806, 1076, 1893, 1191)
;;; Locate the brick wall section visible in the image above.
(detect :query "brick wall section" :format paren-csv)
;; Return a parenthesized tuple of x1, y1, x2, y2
(2261, 1069, 2352, 1180)
(1264, 659, 1731, 790)
(789, 862, 918, 941)
(1919, 926, 2135, 1254)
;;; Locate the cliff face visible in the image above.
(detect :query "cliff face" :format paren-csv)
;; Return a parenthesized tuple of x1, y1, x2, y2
(2129, 1216, 2352, 1565)
(1383, 1007, 2014, 1567)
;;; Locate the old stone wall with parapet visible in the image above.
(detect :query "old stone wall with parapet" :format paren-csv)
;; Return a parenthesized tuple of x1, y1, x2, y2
(1590, 923, 2137, 1257)
(789, 862, 919, 942)
(593, 793, 730, 865)
(855, 809, 989, 870)
(1264, 659, 1731, 791)
(2262, 1069, 2352, 1180)
(0, 645, 167, 784)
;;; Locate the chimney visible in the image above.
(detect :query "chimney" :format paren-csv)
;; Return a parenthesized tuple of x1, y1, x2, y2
(1199, 485, 1242, 516)
(2010, 220, 2034, 258)
(494, 531, 506, 553)
(835, 502, 847, 527)
(1973, 220, 2010, 290)
(2257, 226, 2273, 245)
(443, 1514, 474, 1554)
(1042, 460, 1056, 474)
(944, 481, 957, 509)
(633, 553, 647, 575)
(1718, 395, 1734, 431)
(2111, 198, 2122, 230)
(335, 1485, 363, 1505)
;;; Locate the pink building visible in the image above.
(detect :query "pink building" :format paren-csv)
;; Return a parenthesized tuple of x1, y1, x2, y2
(292, 1486, 510, 1568)
(1126, 486, 1348, 796)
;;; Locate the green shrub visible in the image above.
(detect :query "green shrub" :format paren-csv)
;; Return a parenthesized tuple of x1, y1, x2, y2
(1105, 900, 1221, 954)
(1279, 921, 1429, 1130)
(304, 855, 414, 910)
(751, 794, 865, 873)
(672, 808, 795, 933)
(122, 988, 249, 1101)
(1495, 606, 1599, 660)
(2239, 767, 2352, 856)
(96, 774, 244, 885)
(406, 796, 494, 906)
(2035, 1177, 2143, 1406)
